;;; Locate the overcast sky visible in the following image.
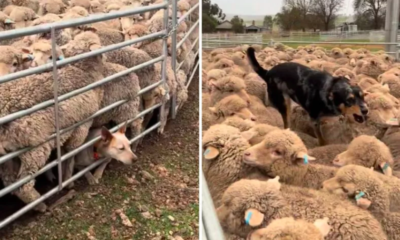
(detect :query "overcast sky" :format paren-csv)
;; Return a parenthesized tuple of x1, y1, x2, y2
(211, 0, 354, 16)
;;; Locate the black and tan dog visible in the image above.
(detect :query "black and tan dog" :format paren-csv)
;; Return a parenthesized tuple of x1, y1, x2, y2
(246, 47, 368, 145)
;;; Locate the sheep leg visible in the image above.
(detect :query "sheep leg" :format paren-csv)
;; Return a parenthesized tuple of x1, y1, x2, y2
(313, 120, 326, 146)
(158, 102, 171, 134)
(130, 118, 143, 151)
(93, 158, 112, 182)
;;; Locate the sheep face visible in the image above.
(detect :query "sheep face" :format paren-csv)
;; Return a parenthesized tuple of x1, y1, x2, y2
(209, 95, 256, 122)
(124, 24, 147, 48)
(90, 0, 105, 13)
(355, 58, 389, 78)
(363, 91, 400, 126)
(333, 68, 357, 84)
(379, 54, 395, 65)
(248, 217, 330, 240)
(26, 40, 64, 68)
(209, 76, 251, 105)
(358, 77, 379, 90)
(377, 72, 400, 98)
(217, 178, 283, 237)
(332, 135, 393, 176)
(263, 56, 280, 70)
(0, 46, 32, 76)
(343, 48, 354, 57)
(243, 129, 315, 174)
(331, 48, 344, 59)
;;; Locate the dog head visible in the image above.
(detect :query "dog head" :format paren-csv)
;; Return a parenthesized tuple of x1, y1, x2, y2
(329, 77, 369, 123)
(96, 124, 138, 165)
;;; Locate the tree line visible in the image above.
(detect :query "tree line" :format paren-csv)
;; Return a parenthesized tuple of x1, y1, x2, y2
(202, 0, 388, 33)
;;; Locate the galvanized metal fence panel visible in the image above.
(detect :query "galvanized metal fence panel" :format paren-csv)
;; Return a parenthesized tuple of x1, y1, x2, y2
(0, 0, 198, 229)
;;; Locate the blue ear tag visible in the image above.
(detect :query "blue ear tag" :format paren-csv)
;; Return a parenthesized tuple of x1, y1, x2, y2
(355, 191, 365, 200)
(245, 211, 253, 225)
(204, 148, 210, 157)
(303, 154, 308, 164)
(28, 54, 34, 60)
(382, 162, 389, 171)
(58, 56, 64, 60)
(4, 19, 13, 24)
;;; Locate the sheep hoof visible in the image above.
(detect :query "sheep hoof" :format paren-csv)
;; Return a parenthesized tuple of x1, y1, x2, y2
(34, 202, 48, 213)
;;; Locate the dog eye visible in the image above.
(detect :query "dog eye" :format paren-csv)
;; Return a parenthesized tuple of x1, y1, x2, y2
(118, 146, 125, 151)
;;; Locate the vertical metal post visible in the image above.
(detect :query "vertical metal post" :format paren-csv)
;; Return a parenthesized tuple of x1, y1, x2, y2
(171, 0, 178, 119)
(390, 0, 400, 55)
(160, 0, 169, 129)
(50, 27, 63, 191)
(385, 0, 393, 52)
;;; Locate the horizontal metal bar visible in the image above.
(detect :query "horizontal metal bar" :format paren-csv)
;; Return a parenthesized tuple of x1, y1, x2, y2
(186, 57, 199, 89)
(203, 39, 398, 46)
(129, 122, 161, 144)
(0, 31, 165, 85)
(0, 3, 167, 41)
(177, 36, 199, 71)
(0, 157, 108, 229)
(177, 19, 199, 49)
(0, 56, 164, 125)
(0, 101, 162, 198)
(0, 81, 164, 166)
(178, 3, 199, 24)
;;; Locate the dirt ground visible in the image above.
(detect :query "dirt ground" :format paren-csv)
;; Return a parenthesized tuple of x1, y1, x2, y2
(0, 75, 200, 240)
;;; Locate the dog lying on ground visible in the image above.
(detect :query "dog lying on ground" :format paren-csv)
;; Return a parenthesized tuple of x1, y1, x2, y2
(64, 124, 137, 186)
(246, 47, 369, 145)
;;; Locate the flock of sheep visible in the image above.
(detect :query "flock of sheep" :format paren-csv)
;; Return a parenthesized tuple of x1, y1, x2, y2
(202, 43, 400, 239)
(0, 0, 198, 215)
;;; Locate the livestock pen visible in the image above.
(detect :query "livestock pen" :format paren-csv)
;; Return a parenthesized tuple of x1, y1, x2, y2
(0, 0, 199, 238)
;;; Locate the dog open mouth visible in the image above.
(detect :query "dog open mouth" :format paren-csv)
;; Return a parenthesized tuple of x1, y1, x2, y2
(353, 114, 364, 123)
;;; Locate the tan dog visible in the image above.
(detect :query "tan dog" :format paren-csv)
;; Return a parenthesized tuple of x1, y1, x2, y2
(72, 124, 137, 185)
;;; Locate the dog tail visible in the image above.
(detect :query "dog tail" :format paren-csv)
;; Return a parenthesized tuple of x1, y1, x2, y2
(247, 47, 268, 77)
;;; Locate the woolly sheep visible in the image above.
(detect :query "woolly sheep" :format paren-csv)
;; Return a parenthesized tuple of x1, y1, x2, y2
(354, 57, 389, 78)
(333, 135, 394, 176)
(322, 165, 400, 239)
(378, 71, 400, 98)
(0, 45, 32, 76)
(248, 217, 331, 240)
(332, 68, 358, 84)
(217, 178, 387, 239)
(9, 6, 38, 29)
(308, 144, 348, 166)
(240, 123, 280, 146)
(0, 11, 14, 31)
(37, 0, 66, 15)
(243, 129, 337, 189)
(244, 73, 267, 104)
(208, 75, 250, 105)
(221, 116, 256, 132)
(202, 124, 268, 206)
(89, 0, 105, 13)
(124, 23, 163, 58)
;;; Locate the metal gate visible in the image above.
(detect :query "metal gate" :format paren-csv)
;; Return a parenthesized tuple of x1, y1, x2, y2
(0, 0, 199, 229)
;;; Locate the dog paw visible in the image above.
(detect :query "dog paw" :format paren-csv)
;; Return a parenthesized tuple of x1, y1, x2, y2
(87, 175, 99, 185)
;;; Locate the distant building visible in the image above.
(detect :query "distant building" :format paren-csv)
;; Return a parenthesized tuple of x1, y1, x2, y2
(245, 20, 269, 33)
(215, 20, 234, 33)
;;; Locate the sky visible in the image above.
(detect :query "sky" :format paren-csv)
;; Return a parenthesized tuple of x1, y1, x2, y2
(211, 0, 354, 16)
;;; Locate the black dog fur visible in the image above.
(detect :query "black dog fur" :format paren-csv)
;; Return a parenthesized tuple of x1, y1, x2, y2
(246, 47, 368, 145)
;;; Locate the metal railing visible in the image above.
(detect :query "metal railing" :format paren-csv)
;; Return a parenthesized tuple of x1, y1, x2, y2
(0, 0, 199, 229)
(170, 1, 199, 119)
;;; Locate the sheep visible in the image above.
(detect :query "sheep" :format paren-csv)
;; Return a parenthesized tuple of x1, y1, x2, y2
(217, 178, 387, 239)
(333, 68, 358, 84)
(205, 58, 235, 71)
(243, 73, 267, 104)
(247, 217, 331, 240)
(343, 48, 354, 57)
(262, 56, 280, 70)
(68, 0, 91, 11)
(73, 25, 124, 46)
(9, 0, 39, 12)
(202, 124, 268, 206)
(204, 69, 226, 92)
(221, 116, 256, 132)
(354, 57, 389, 78)
(65, 6, 89, 17)
(0, 89, 102, 212)
(240, 123, 280, 146)
(308, 144, 348, 166)
(208, 75, 250, 106)
(322, 165, 400, 239)
(26, 39, 64, 67)
(243, 129, 337, 190)
(203, 95, 256, 130)
(358, 75, 380, 90)
(378, 71, 400, 98)
(330, 48, 344, 59)
(124, 23, 163, 58)
(61, 31, 142, 144)
(8, 6, 38, 29)
(89, 0, 105, 13)
(0, 45, 32, 76)
(37, 0, 66, 15)
(332, 135, 394, 176)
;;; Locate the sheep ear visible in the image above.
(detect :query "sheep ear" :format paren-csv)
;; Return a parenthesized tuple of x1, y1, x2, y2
(21, 48, 31, 54)
(382, 84, 390, 91)
(90, 44, 101, 51)
(294, 152, 316, 164)
(244, 208, 264, 227)
(208, 107, 218, 115)
(240, 130, 255, 141)
(344, 75, 350, 79)
(380, 162, 393, 176)
(203, 146, 219, 160)
(356, 197, 372, 210)
(313, 217, 331, 237)
(267, 176, 281, 190)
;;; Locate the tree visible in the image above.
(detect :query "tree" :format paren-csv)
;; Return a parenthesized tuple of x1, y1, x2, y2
(353, 0, 386, 29)
(284, 0, 314, 31)
(263, 15, 273, 30)
(274, 6, 303, 31)
(312, 0, 344, 30)
(231, 15, 245, 33)
(202, 0, 226, 33)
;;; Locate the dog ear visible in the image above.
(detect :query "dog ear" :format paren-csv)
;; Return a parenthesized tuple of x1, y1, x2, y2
(101, 127, 114, 144)
(118, 122, 128, 134)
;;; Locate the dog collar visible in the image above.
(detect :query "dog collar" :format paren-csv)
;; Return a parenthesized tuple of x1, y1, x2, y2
(93, 146, 101, 161)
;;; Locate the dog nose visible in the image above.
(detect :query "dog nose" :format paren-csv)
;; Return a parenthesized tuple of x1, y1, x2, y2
(132, 153, 138, 161)
(361, 108, 369, 115)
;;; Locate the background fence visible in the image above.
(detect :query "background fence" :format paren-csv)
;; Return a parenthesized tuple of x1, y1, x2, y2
(0, 0, 199, 229)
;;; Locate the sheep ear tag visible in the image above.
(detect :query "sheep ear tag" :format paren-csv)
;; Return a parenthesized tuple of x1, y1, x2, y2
(386, 118, 399, 126)
(204, 146, 219, 160)
(296, 152, 315, 164)
(244, 209, 264, 227)
(355, 191, 371, 209)
(380, 162, 393, 176)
